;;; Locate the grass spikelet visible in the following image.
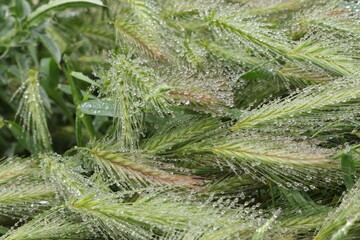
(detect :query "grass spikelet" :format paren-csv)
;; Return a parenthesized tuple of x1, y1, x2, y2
(121, 0, 157, 23)
(295, 4, 360, 40)
(0, 160, 34, 185)
(205, 9, 289, 58)
(40, 154, 92, 198)
(167, 88, 226, 115)
(252, 210, 280, 240)
(204, 6, 358, 77)
(113, 16, 164, 59)
(69, 191, 262, 240)
(0, 207, 91, 240)
(180, 132, 339, 188)
(0, 181, 54, 219)
(12, 69, 52, 153)
(314, 178, 360, 240)
(165, 70, 234, 115)
(99, 54, 171, 148)
(142, 117, 221, 154)
(88, 148, 202, 188)
(288, 39, 357, 77)
(244, 0, 307, 15)
(277, 65, 331, 85)
(231, 77, 360, 130)
(0, 182, 53, 205)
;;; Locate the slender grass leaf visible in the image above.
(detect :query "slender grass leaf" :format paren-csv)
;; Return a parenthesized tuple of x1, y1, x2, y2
(3, 120, 37, 154)
(71, 71, 100, 87)
(40, 58, 74, 124)
(58, 84, 95, 99)
(38, 34, 61, 64)
(75, 110, 83, 147)
(40, 58, 59, 88)
(65, 67, 96, 139)
(341, 149, 355, 190)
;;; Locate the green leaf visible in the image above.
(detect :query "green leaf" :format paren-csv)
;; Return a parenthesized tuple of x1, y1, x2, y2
(0, 116, 4, 129)
(0, 226, 9, 235)
(40, 58, 74, 124)
(75, 110, 83, 146)
(26, 41, 39, 67)
(58, 84, 73, 95)
(341, 149, 355, 190)
(65, 67, 96, 140)
(58, 84, 96, 99)
(12, 0, 31, 19)
(38, 34, 61, 64)
(3, 120, 37, 154)
(71, 71, 100, 87)
(26, 0, 104, 26)
(40, 58, 59, 88)
(78, 99, 115, 117)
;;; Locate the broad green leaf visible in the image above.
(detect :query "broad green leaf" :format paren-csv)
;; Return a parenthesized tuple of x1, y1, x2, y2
(78, 99, 115, 117)
(38, 34, 61, 64)
(26, 0, 104, 26)
(71, 72, 100, 87)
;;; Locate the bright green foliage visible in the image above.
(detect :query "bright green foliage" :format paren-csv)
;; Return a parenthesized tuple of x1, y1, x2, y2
(0, 0, 360, 239)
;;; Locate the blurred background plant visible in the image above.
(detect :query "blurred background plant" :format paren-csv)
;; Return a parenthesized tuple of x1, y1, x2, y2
(0, 0, 360, 239)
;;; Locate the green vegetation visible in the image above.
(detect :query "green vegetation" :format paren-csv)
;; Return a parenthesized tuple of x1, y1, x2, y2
(0, 0, 360, 239)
